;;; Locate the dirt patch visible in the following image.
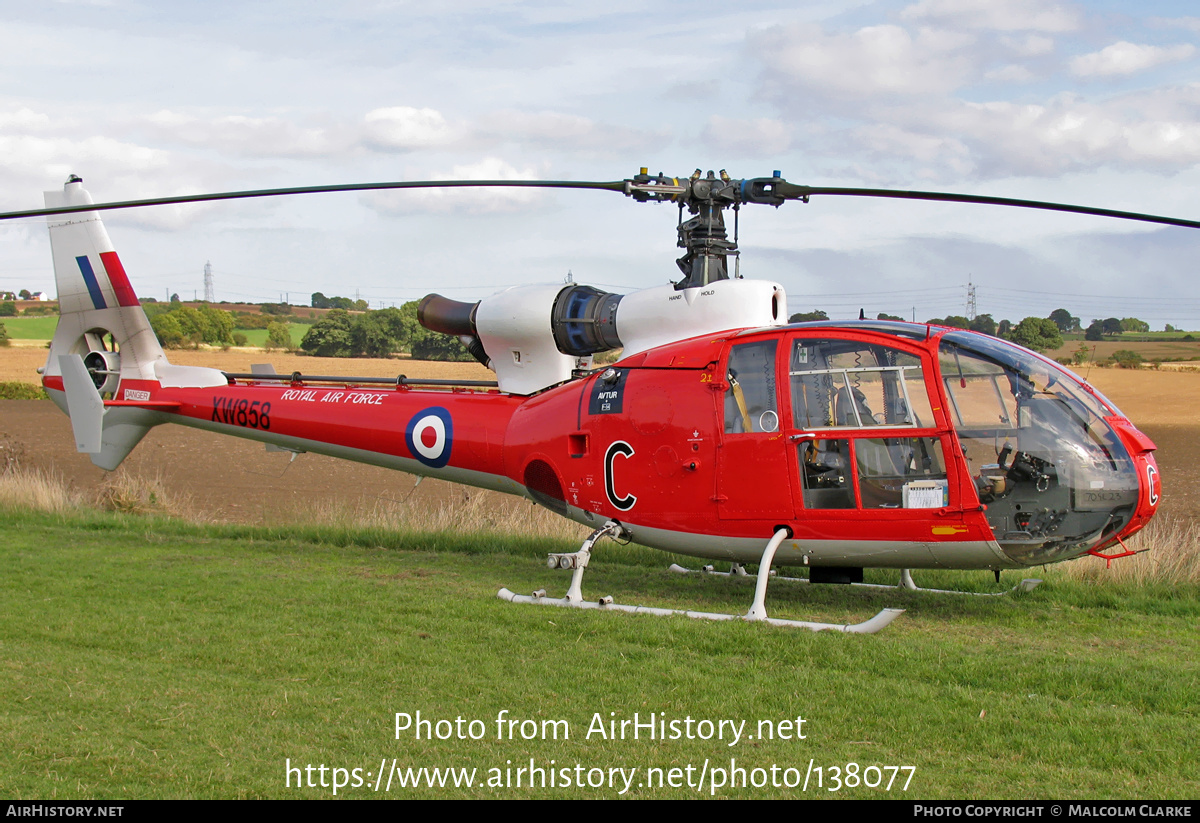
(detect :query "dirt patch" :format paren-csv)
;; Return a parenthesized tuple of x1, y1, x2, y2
(1074, 368, 1200, 423)
(0, 346, 49, 384)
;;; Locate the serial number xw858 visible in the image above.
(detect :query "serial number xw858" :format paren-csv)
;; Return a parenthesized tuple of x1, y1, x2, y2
(212, 397, 272, 430)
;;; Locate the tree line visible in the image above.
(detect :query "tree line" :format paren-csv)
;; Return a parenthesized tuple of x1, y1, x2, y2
(144, 298, 471, 361)
(298, 305, 471, 360)
(785, 308, 1167, 353)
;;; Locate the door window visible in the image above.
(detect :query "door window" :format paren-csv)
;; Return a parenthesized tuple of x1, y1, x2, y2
(724, 339, 780, 434)
(789, 339, 934, 430)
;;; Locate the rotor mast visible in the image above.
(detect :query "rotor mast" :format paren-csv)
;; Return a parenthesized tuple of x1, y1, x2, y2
(624, 168, 789, 289)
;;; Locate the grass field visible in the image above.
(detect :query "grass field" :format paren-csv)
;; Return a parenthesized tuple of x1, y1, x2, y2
(1047, 337, 1200, 365)
(1, 495, 1197, 800)
(226, 323, 312, 348)
(0, 315, 58, 339)
(0, 316, 311, 347)
(3, 327, 1199, 799)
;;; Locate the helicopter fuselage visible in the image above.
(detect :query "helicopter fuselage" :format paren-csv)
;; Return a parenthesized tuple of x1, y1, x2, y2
(45, 319, 1159, 573)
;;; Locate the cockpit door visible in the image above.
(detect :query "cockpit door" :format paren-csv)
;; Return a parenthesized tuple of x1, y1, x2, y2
(783, 333, 968, 541)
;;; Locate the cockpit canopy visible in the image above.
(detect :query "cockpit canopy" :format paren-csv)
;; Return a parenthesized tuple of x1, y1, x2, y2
(722, 321, 1141, 565)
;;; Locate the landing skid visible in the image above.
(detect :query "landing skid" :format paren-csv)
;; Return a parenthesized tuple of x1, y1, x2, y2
(497, 523, 904, 634)
(668, 564, 1041, 596)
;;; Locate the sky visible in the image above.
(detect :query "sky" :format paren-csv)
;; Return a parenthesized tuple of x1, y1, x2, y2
(2, 0, 1200, 329)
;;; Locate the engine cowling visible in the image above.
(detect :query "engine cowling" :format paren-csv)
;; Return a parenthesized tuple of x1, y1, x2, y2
(419, 279, 786, 395)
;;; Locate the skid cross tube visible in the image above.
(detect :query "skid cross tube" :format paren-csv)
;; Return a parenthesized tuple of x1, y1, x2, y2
(499, 525, 903, 633)
(671, 564, 1041, 596)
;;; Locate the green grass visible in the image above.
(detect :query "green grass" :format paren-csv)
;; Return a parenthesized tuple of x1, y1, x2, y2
(0, 316, 311, 347)
(1, 316, 58, 339)
(1, 505, 1196, 800)
(232, 323, 311, 347)
(0, 382, 47, 399)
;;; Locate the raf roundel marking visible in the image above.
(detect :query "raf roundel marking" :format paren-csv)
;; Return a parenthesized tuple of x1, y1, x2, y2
(405, 407, 453, 469)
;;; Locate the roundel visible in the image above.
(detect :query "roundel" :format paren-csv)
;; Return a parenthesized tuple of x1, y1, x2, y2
(405, 407, 453, 469)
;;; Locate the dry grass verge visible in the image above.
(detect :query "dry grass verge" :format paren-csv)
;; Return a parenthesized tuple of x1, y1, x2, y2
(1052, 514, 1200, 585)
(0, 465, 196, 520)
(95, 469, 197, 519)
(4, 464, 1197, 585)
(0, 466, 84, 514)
(1, 462, 587, 541)
(275, 486, 591, 541)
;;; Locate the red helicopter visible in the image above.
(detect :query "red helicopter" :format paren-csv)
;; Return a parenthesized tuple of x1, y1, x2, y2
(9, 170, 1180, 632)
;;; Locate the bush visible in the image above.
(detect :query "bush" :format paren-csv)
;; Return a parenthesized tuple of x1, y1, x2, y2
(232, 332, 249, 347)
(1112, 350, 1144, 369)
(0, 322, 8, 348)
(0, 302, 16, 317)
(411, 334, 473, 361)
(0, 382, 47, 399)
(300, 310, 354, 357)
(151, 312, 186, 348)
(233, 313, 274, 330)
(264, 322, 293, 352)
(1008, 317, 1063, 353)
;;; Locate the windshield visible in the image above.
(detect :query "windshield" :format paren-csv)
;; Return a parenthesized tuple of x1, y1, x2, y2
(937, 332, 1138, 565)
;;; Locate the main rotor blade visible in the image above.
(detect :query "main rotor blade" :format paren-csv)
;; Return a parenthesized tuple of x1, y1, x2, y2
(8, 173, 1199, 231)
(0, 178, 629, 222)
(779, 184, 1200, 231)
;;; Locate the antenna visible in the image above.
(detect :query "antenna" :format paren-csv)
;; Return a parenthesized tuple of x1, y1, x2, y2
(966, 278, 976, 320)
(203, 261, 215, 303)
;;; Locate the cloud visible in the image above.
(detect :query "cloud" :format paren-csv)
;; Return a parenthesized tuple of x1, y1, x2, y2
(1070, 42, 1196, 77)
(134, 104, 664, 167)
(474, 110, 666, 157)
(0, 134, 169, 188)
(850, 124, 973, 174)
(743, 11, 1200, 182)
(1148, 17, 1200, 34)
(901, 0, 1080, 33)
(751, 23, 977, 101)
(143, 109, 344, 158)
(0, 108, 54, 132)
(999, 34, 1055, 56)
(702, 116, 792, 157)
(362, 107, 461, 152)
(899, 91, 1200, 176)
(0, 131, 223, 229)
(984, 65, 1037, 83)
(359, 157, 549, 215)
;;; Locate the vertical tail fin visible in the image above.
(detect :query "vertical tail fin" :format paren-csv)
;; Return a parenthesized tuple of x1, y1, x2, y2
(42, 175, 168, 391)
(41, 176, 225, 470)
